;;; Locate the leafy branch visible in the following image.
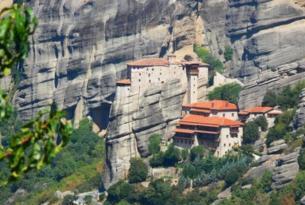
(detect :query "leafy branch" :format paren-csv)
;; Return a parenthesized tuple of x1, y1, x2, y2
(0, 4, 72, 185)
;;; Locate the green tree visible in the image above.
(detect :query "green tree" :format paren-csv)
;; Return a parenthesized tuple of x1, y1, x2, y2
(163, 144, 181, 167)
(243, 121, 260, 144)
(128, 158, 148, 183)
(298, 148, 305, 170)
(148, 134, 161, 155)
(194, 45, 224, 74)
(262, 91, 278, 107)
(257, 171, 272, 193)
(190, 146, 205, 161)
(224, 46, 234, 61)
(208, 83, 242, 104)
(0, 4, 72, 184)
(107, 181, 134, 204)
(149, 152, 164, 167)
(295, 171, 305, 200)
(254, 116, 268, 132)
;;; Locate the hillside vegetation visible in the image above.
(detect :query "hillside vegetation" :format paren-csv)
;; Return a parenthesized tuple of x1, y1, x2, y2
(0, 119, 105, 204)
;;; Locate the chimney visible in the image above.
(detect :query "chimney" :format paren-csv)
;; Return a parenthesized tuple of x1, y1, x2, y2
(168, 54, 176, 65)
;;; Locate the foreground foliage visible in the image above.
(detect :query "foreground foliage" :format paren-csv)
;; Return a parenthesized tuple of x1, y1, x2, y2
(0, 4, 72, 183)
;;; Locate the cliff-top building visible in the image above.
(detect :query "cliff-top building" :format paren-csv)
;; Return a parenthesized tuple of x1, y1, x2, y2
(173, 114, 243, 157)
(239, 106, 283, 128)
(116, 55, 209, 104)
(182, 100, 239, 120)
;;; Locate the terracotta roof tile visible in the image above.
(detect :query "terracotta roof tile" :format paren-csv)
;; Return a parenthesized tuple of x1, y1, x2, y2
(174, 128, 195, 134)
(116, 79, 131, 85)
(184, 100, 238, 111)
(180, 114, 243, 127)
(127, 58, 169, 67)
(267, 110, 283, 115)
(244, 106, 273, 114)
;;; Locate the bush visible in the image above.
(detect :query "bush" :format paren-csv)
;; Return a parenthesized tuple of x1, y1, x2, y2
(208, 83, 242, 104)
(298, 148, 305, 170)
(243, 121, 260, 144)
(128, 158, 148, 183)
(182, 163, 199, 180)
(163, 144, 181, 167)
(181, 149, 189, 161)
(107, 181, 134, 204)
(295, 171, 305, 200)
(62, 195, 77, 205)
(149, 152, 164, 167)
(224, 46, 234, 61)
(194, 45, 224, 74)
(190, 146, 205, 161)
(148, 134, 162, 155)
(262, 81, 305, 109)
(257, 171, 273, 193)
(254, 116, 268, 132)
(266, 110, 295, 145)
(262, 91, 278, 107)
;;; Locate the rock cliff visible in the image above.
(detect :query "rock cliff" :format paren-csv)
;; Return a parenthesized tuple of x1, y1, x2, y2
(16, 0, 199, 124)
(294, 88, 305, 130)
(103, 79, 185, 187)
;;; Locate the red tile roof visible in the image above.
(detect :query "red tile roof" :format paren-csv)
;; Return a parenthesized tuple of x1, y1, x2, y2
(183, 100, 238, 111)
(179, 114, 243, 128)
(190, 108, 211, 114)
(127, 58, 169, 67)
(174, 128, 195, 134)
(244, 106, 273, 114)
(116, 79, 131, 85)
(267, 110, 283, 115)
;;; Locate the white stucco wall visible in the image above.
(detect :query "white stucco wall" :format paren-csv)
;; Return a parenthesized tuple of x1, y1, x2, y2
(210, 111, 239, 121)
(129, 63, 188, 96)
(215, 127, 243, 157)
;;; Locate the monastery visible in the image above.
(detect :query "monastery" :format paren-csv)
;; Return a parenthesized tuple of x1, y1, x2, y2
(116, 56, 283, 157)
(116, 55, 209, 104)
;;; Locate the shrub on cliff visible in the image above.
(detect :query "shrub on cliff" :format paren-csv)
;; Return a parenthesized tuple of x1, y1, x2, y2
(298, 148, 305, 170)
(149, 152, 164, 167)
(163, 144, 181, 167)
(266, 109, 295, 145)
(254, 116, 268, 132)
(107, 181, 134, 204)
(190, 146, 205, 161)
(148, 134, 161, 155)
(224, 46, 234, 61)
(128, 158, 148, 183)
(243, 121, 260, 144)
(194, 45, 224, 74)
(208, 83, 242, 104)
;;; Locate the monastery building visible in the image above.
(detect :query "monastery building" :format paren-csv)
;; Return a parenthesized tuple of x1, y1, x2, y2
(173, 114, 243, 157)
(116, 55, 209, 104)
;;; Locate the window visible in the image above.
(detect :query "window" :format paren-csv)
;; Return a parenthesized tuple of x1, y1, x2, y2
(139, 73, 141, 76)
(139, 79, 141, 82)
(224, 143, 226, 147)
(149, 80, 151, 83)
(232, 113, 234, 117)
(223, 113, 225, 117)
(226, 135, 229, 138)
(229, 143, 231, 147)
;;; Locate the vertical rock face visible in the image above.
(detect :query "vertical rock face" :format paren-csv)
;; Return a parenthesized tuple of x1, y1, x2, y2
(197, 0, 305, 108)
(103, 79, 185, 187)
(294, 89, 305, 130)
(223, 0, 305, 108)
(15, 0, 198, 124)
